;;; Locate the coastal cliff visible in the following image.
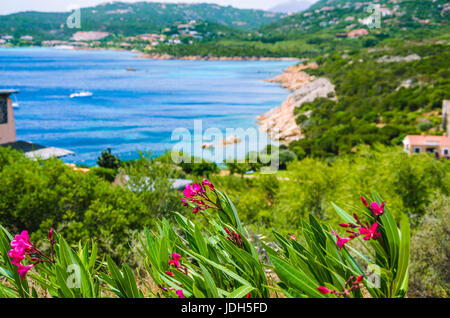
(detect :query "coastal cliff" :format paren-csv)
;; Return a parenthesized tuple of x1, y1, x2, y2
(258, 62, 335, 143)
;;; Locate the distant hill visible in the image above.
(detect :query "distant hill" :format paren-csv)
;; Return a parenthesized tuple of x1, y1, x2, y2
(0, 1, 284, 40)
(270, 0, 314, 13)
(262, 0, 449, 38)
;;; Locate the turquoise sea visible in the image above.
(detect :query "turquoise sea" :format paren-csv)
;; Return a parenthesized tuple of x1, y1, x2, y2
(0, 47, 295, 165)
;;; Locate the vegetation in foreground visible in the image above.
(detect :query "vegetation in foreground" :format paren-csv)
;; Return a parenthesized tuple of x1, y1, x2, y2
(0, 145, 448, 297)
(1, 176, 409, 298)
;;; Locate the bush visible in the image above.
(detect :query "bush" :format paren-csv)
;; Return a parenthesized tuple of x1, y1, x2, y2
(179, 156, 218, 177)
(0, 147, 177, 262)
(89, 167, 117, 183)
(0, 182, 410, 298)
(408, 195, 449, 298)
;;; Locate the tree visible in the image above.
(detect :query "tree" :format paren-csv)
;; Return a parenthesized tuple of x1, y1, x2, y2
(97, 148, 121, 171)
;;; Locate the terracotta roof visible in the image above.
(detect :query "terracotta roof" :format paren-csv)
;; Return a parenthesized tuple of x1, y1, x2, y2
(404, 135, 450, 147)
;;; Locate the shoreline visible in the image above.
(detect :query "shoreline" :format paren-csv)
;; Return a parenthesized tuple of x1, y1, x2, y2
(136, 52, 300, 62)
(0, 44, 299, 62)
(257, 62, 336, 144)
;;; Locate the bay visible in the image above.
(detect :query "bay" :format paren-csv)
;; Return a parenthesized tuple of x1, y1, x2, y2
(0, 47, 295, 165)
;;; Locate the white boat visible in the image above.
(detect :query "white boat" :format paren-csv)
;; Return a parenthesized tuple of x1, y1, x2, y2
(12, 102, 19, 108)
(70, 91, 93, 98)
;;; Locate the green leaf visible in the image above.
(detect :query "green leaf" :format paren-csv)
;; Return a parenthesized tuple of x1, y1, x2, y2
(332, 202, 357, 224)
(227, 285, 254, 298)
(269, 255, 324, 298)
(200, 264, 220, 298)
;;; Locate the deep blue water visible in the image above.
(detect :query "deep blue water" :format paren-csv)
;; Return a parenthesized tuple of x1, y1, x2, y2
(0, 47, 295, 165)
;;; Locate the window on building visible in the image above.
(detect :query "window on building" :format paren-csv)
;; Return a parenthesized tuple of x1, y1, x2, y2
(414, 147, 421, 153)
(0, 99, 8, 124)
(444, 149, 449, 156)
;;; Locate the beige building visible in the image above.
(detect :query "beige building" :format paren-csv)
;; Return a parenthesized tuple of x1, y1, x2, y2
(0, 90, 17, 144)
(403, 134, 450, 157)
(0, 89, 74, 160)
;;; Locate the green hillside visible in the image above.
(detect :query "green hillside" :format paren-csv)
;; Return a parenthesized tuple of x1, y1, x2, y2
(150, 0, 450, 58)
(0, 1, 284, 40)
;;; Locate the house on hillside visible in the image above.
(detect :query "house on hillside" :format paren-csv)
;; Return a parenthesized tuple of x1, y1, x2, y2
(347, 29, 369, 38)
(0, 90, 74, 160)
(403, 133, 450, 158)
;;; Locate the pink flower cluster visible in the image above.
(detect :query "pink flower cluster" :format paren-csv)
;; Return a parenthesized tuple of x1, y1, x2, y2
(167, 252, 188, 275)
(318, 275, 364, 297)
(181, 179, 217, 213)
(8, 229, 55, 279)
(160, 252, 188, 298)
(224, 227, 243, 248)
(331, 196, 385, 251)
(360, 196, 385, 217)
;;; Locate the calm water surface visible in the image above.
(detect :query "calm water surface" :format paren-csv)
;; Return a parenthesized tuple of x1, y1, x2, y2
(0, 47, 295, 165)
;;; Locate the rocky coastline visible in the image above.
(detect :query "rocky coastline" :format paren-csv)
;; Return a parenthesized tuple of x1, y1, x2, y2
(257, 62, 336, 143)
(137, 53, 299, 61)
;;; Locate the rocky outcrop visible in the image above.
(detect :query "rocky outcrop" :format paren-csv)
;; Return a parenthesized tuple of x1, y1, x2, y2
(258, 62, 335, 143)
(265, 62, 318, 90)
(376, 54, 421, 63)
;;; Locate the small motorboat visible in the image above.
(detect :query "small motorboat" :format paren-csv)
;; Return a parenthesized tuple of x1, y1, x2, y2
(12, 102, 19, 108)
(70, 91, 93, 98)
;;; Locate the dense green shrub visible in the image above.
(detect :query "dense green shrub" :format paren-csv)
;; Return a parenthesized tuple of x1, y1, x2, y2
(88, 167, 117, 183)
(408, 195, 449, 298)
(0, 147, 181, 261)
(213, 145, 450, 236)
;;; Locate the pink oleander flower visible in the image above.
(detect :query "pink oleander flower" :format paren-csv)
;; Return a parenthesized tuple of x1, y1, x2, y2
(168, 253, 181, 268)
(48, 228, 54, 242)
(290, 234, 296, 240)
(183, 184, 197, 198)
(165, 271, 175, 277)
(317, 286, 332, 294)
(8, 248, 25, 266)
(9, 229, 56, 280)
(202, 179, 214, 191)
(370, 202, 385, 217)
(180, 198, 189, 207)
(176, 289, 185, 298)
(331, 230, 352, 250)
(358, 223, 381, 241)
(11, 231, 33, 252)
(193, 183, 203, 192)
(360, 196, 369, 208)
(192, 206, 202, 213)
(181, 181, 217, 213)
(17, 264, 34, 280)
(355, 275, 364, 284)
